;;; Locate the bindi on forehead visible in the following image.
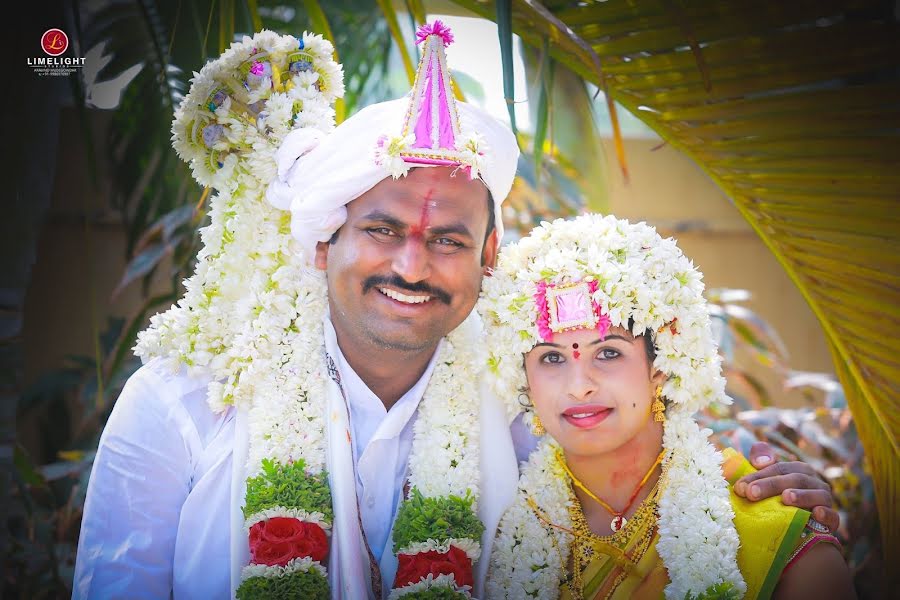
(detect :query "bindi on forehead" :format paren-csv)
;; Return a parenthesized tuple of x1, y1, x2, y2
(572, 342, 580, 359)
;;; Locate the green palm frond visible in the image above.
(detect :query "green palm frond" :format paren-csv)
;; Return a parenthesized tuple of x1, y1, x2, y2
(453, 0, 900, 563)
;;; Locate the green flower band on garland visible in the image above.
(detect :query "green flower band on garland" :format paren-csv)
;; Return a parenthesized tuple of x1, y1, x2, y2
(399, 587, 471, 600)
(236, 562, 329, 599)
(392, 489, 484, 554)
(244, 458, 332, 521)
(683, 582, 740, 600)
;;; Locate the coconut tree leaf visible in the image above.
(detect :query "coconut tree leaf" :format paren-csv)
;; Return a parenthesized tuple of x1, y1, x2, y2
(531, 39, 551, 181)
(376, 0, 416, 85)
(496, 0, 517, 134)
(449, 69, 483, 103)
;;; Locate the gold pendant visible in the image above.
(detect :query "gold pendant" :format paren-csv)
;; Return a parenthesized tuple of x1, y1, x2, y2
(611, 515, 627, 532)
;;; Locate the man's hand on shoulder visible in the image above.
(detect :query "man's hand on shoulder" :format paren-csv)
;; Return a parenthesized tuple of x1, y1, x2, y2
(733, 442, 840, 533)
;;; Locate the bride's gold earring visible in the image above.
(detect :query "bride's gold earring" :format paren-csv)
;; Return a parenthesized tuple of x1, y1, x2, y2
(531, 413, 546, 436)
(520, 390, 546, 436)
(652, 386, 667, 423)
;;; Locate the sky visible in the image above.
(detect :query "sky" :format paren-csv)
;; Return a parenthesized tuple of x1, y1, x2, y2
(436, 14, 532, 130)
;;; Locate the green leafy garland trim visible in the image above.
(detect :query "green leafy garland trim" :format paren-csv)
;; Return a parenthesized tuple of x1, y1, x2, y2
(236, 567, 329, 599)
(392, 488, 484, 553)
(243, 458, 333, 521)
(683, 582, 739, 600)
(399, 586, 471, 600)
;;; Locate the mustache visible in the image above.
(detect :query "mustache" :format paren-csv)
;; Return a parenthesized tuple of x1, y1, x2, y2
(363, 275, 452, 305)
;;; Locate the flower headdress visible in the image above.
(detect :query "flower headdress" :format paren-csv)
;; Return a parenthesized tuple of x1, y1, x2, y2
(171, 30, 343, 190)
(480, 214, 746, 599)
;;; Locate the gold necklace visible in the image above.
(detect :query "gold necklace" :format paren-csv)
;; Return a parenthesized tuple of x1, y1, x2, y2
(557, 448, 665, 533)
(565, 479, 662, 600)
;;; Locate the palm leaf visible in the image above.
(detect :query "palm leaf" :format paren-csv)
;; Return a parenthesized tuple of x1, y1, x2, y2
(529, 39, 551, 181)
(452, 0, 900, 564)
(376, 0, 417, 85)
(496, 0, 517, 134)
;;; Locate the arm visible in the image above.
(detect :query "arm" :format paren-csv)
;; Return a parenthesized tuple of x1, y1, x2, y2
(73, 366, 196, 599)
(772, 541, 856, 600)
(733, 442, 840, 532)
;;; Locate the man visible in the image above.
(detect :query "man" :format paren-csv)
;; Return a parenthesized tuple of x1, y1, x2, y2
(74, 24, 837, 599)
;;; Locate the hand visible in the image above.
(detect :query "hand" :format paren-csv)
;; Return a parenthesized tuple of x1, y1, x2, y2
(734, 442, 840, 533)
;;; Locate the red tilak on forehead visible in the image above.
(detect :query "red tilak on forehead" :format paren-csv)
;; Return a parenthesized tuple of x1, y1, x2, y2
(410, 189, 435, 237)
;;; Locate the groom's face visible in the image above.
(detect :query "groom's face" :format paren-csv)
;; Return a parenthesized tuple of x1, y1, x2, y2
(315, 166, 498, 353)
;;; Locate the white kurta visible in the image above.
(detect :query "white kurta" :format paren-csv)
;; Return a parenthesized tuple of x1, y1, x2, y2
(323, 317, 441, 592)
(73, 318, 522, 599)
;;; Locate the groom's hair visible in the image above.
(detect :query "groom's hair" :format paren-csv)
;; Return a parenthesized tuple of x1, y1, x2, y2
(481, 191, 496, 265)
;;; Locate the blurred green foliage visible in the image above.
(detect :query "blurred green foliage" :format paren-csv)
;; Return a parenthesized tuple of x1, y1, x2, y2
(703, 288, 884, 595)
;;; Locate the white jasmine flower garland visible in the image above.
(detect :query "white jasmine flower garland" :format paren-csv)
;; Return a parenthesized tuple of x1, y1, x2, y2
(398, 538, 482, 563)
(135, 29, 485, 599)
(390, 311, 485, 596)
(244, 507, 332, 533)
(480, 215, 745, 599)
(136, 30, 344, 598)
(485, 439, 573, 599)
(240, 556, 327, 580)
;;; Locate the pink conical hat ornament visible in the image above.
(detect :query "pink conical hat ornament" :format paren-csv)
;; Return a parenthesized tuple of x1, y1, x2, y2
(374, 21, 488, 179)
(402, 20, 460, 164)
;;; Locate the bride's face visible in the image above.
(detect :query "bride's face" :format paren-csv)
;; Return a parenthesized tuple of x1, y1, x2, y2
(524, 325, 664, 458)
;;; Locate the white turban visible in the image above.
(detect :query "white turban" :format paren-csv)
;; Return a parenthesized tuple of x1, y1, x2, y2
(265, 98, 519, 262)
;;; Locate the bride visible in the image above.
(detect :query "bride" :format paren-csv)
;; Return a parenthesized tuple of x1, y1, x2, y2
(480, 214, 854, 599)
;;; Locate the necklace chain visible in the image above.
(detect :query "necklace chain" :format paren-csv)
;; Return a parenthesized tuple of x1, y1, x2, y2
(557, 448, 665, 532)
(565, 479, 662, 600)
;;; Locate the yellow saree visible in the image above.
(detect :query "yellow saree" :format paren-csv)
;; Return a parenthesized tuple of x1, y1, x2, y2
(559, 449, 838, 600)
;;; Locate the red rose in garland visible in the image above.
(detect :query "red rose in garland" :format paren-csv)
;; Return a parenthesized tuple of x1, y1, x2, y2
(394, 546, 473, 588)
(291, 522, 329, 562)
(252, 540, 295, 566)
(249, 517, 328, 565)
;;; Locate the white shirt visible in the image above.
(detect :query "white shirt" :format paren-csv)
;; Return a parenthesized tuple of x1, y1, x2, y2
(324, 318, 442, 577)
(73, 357, 236, 599)
(73, 319, 523, 599)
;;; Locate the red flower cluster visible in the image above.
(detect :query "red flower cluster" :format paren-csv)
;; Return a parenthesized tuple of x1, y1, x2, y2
(394, 545, 473, 588)
(248, 517, 328, 566)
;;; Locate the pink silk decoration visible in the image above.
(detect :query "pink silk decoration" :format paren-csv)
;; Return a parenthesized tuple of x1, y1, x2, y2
(411, 51, 456, 151)
(533, 280, 612, 342)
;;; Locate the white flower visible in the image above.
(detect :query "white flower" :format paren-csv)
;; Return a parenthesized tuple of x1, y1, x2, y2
(373, 133, 415, 179)
(398, 537, 481, 562)
(456, 131, 489, 180)
(244, 507, 331, 532)
(389, 573, 472, 599)
(240, 555, 326, 580)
